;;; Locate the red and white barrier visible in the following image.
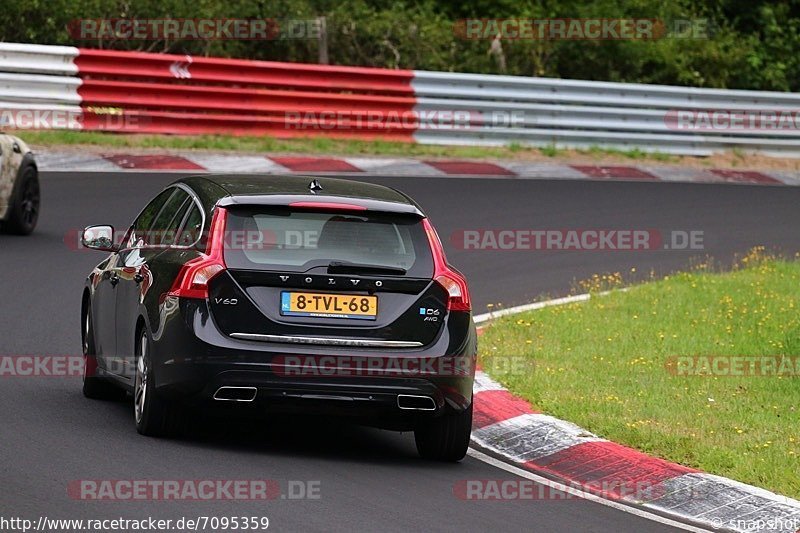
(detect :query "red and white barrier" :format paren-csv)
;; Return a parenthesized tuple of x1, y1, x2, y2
(0, 43, 419, 141)
(74, 48, 418, 140)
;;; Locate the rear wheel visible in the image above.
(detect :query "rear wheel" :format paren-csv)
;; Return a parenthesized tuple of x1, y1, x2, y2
(4, 165, 40, 235)
(82, 305, 125, 400)
(414, 402, 473, 462)
(134, 329, 181, 437)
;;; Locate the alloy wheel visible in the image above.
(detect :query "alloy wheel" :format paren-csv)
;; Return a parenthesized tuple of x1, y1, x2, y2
(134, 333, 148, 424)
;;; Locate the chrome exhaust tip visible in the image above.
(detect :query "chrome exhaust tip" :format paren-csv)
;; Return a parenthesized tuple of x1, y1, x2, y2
(213, 386, 257, 402)
(397, 394, 437, 411)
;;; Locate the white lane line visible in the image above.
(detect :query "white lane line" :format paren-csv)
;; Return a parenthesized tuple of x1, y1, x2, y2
(466, 448, 713, 532)
(474, 288, 633, 324)
(473, 293, 592, 323)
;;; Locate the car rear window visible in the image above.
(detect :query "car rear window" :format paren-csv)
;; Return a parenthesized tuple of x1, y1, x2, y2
(223, 206, 433, 277)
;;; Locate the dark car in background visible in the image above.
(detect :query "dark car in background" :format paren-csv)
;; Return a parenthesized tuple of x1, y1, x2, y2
(80, 175, 477, 461)
(0, 134, 39, 235)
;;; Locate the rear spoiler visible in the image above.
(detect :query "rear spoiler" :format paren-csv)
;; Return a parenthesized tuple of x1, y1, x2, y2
(217, 194, 424, 217)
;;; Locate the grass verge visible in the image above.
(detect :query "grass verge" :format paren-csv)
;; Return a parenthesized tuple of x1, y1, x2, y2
(19, 129, 680, 162)
(480, 249, 800, 498)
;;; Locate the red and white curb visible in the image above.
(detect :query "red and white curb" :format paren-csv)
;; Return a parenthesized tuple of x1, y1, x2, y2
(470, 297, 800, 532)
(36, 150, 800, 186)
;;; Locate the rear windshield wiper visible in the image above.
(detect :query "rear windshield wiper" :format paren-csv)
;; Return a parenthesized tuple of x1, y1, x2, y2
(327, 261, 407, 276)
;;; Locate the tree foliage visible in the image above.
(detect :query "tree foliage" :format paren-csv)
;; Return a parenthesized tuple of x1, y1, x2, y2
(2, 0, 799, 91)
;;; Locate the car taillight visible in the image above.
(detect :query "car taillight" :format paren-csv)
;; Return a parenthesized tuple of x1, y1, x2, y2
(422, 218, 471, 312)
(167, 207, 228, 300)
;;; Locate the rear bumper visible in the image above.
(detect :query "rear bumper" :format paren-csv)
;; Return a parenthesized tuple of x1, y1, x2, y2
(147, 298, 477, 425)
(195, 373, 455, 428)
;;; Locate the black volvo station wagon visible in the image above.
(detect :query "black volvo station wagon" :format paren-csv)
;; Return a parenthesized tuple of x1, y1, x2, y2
(80, 175, 476, 461)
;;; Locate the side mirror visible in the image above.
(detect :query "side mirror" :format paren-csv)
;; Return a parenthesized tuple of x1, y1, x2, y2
(81, 225, 116, 252)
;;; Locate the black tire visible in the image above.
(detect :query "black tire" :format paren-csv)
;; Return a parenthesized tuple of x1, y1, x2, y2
(134, 329, 181, 437)
(4, 164, 40, 235)
(414, 402, 473, 462)
(82, 305, 126, 400)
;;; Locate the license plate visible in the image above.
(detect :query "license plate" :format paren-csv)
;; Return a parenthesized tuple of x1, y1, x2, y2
(280, 291, 378, 320)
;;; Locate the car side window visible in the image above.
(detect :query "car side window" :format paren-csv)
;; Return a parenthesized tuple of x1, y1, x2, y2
(155, 194, 193, 246)
(125, 189, 174, 249)
(175, 203, 204, 248)
(147, 190, 190, 246)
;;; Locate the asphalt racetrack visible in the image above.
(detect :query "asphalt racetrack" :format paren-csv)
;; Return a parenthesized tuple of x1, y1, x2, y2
(2, 172, 798, 532)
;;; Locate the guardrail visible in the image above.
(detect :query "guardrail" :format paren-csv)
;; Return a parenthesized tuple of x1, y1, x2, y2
(0, 43, 79, 75)
(411, 72, 800, 156)
(76, 48, 417, 141)
(76, 49, 415, 94)
(1, 42, 799, 156)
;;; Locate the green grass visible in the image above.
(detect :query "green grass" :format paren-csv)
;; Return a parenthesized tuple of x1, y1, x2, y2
(480, 250, 800, 498)
(540, 144, 560, 157)
(20, 129, 679, 163)
(19, 129, 526, 159)
(575, 144, 676, 162)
